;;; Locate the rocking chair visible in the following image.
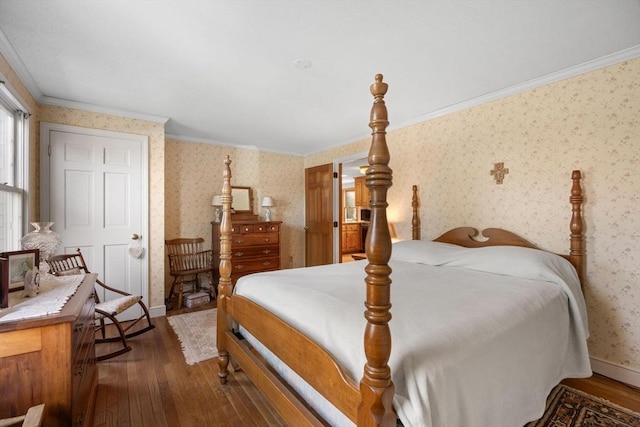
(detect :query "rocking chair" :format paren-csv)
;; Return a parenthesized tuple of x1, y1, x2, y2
(46, 249, 155, 361)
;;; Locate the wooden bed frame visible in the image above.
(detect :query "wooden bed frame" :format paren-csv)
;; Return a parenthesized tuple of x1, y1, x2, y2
(216, 74, 585, 426)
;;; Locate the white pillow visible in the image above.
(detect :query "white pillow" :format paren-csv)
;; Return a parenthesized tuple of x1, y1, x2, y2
(391, 240, 466, 265)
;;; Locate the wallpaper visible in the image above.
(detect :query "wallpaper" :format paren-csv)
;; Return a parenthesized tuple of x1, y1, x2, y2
(164, 140, 305, 282)
(306, 58, 640, 377)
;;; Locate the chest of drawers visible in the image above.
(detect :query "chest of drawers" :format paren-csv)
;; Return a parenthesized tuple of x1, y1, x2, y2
(213, 221, 282, 283)
(0, 274, 98, 426)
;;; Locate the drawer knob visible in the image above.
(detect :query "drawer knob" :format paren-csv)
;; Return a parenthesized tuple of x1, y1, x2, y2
(262, 261, 272, 266)
(264, 238, 270, 242)
(235, 264, 244, 270)
(234, 251, 244, 257)
(262, 249, 271, 254)
(234, 239, 244, 244)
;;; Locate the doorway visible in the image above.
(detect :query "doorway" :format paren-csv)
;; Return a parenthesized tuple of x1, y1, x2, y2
(337, 154, 368, 263)
(40, 123, 149, 320)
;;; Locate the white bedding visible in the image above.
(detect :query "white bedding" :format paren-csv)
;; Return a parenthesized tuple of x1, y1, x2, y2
(234, 240, 591, 427)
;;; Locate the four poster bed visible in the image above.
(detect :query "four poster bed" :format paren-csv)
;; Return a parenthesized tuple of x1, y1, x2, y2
(215, 75, 591, 427)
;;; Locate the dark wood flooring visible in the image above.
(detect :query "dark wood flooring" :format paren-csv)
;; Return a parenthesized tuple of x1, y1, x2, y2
(92, 300, 640, 426)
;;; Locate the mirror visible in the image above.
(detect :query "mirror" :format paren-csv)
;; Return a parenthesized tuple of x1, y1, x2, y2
(231, 187, 253, 213)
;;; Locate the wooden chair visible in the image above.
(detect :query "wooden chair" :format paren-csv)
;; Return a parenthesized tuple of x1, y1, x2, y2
(165, 238, 215, 309)
(46, 249, 155, 361)
(0, 404, 45, 427)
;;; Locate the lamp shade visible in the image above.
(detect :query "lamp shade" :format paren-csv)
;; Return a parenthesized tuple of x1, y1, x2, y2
(261, 196, 274, 207)
(211, 195, 222, 206)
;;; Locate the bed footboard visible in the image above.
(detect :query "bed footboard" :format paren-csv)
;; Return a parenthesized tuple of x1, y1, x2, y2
(227, 295, 360, 422)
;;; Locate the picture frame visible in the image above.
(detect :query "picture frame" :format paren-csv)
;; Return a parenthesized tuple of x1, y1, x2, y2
(0, 249, 40, 293)
(0, 258, 7, 308)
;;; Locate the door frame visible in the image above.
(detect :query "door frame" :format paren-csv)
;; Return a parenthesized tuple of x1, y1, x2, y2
(39, 122, 150, 307)
(333, 151, 368, 263)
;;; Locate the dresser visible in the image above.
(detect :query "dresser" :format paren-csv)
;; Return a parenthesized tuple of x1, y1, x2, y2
(213, 220, 282, 283)
(0, 274, 98, 427)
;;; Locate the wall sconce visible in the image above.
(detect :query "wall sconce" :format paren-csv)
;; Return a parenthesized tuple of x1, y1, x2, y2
(211, 194, 222, 223)
(261, 196, 274, 222)
(359, 165, 368, 175)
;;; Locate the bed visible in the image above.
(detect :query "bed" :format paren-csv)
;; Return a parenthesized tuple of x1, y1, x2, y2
(215, 74, 591, 427)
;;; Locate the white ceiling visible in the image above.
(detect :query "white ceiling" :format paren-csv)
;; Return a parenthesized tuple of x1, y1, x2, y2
(0, 1, 638, 156)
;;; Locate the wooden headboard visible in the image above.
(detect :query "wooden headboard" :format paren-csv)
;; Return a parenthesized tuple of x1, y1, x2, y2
(409, 171, 586, 283)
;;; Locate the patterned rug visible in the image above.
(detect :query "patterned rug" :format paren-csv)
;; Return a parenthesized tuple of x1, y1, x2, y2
(167, 308, 217, 365)
(527, 384, 640, 426)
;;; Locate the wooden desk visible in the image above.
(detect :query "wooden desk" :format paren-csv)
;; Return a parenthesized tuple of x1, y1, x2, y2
(0, 274, 98, 426)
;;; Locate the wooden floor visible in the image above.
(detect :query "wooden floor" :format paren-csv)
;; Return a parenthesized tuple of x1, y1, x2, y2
(92, 300, 640, 426)
(92, 300, 285, 427)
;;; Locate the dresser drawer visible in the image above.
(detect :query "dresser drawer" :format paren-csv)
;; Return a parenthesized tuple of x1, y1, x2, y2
(232, 257, 280, 274)
(232, 223, 280, 233)
(231, 232, 279, 247)
(232, 245, 279, 259)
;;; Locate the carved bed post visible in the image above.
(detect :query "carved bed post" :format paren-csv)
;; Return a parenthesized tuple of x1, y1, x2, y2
(569, 170, 585, 284)
(217, 155, 233, 384)
(411, 185, 420, 240)
(358, 74, 396, 427)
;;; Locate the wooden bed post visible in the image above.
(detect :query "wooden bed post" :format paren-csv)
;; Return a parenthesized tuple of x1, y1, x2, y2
(412, 185, 420, 240)
(358, 74, 396, 427)
(569, 170, 586, 284)
(217, 155, 233, 384)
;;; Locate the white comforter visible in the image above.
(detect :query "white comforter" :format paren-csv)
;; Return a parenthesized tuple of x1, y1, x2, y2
(234, 240, 591, 427)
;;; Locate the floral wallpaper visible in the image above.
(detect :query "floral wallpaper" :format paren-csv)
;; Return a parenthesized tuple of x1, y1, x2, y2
(306, 58, 640, 379)
(164, 140, 305, 285)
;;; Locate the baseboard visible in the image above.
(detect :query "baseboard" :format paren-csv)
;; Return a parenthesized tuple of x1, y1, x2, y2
(591, 356, 640, 388)
(150, 304, 167, 318)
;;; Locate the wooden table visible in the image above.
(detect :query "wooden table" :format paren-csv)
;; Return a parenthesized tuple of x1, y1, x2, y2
(0, 274, 98, 426)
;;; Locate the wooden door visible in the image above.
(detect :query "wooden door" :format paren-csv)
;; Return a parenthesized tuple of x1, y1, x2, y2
(40, 123, 149, 321)
(305, 163, 334, 267)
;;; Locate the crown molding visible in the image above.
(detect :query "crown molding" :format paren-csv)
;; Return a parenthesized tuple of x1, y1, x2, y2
(40, 96, 169, 124)
(0, 28, 42, 100)
(389, 45, 640, 133)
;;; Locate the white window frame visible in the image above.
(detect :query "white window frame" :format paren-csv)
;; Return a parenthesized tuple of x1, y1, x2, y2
(0, 78, 30, 252)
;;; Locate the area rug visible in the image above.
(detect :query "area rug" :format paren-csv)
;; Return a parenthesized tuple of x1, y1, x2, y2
(167, 308, 217, 365)
(527, 384, 640, 426)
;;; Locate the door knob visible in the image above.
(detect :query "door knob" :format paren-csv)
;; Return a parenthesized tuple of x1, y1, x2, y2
(304, 226, 309, 231)
(131, 233, 141, 240)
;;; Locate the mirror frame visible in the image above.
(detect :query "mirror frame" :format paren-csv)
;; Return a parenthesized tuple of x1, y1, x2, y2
(231, 186, 253, 213)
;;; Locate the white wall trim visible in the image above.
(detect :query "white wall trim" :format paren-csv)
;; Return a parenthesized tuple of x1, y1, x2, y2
(0, 28, 42, 100)
(590, 356, 640, 388)
(149, 305, 167, 318)
(308, 45, 640, 157)
(40, 96, 169, 124)
(388, 46, 640, 135)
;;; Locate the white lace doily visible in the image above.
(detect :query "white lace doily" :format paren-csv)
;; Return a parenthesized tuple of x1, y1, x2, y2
(0, 274, 85, 323)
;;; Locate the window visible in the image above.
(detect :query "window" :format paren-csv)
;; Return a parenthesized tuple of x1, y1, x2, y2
(0, 81, 29, 252)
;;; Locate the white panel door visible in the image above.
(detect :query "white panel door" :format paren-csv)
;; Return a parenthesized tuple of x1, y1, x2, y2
(40, 123, 149, 320)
